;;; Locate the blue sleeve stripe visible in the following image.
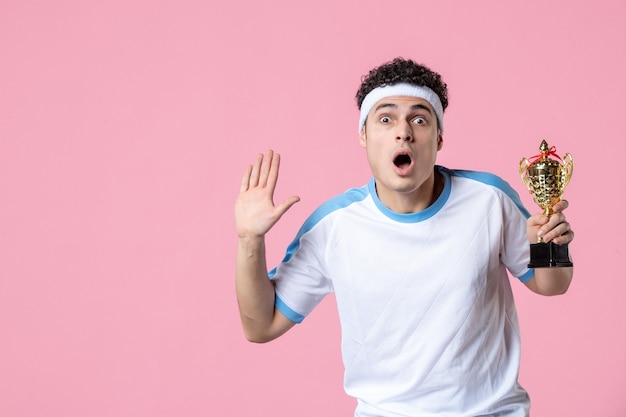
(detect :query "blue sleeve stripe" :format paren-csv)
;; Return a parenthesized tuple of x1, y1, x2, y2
(275, 295, 305, 323)
(518, 268, 535, 283)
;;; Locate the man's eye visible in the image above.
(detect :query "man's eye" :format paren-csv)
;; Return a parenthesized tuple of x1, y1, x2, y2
(412, 117, 426, 124)
(379, 116, 391, 123)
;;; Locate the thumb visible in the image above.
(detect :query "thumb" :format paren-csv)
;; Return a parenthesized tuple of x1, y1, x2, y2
(275, 195, 301, 217)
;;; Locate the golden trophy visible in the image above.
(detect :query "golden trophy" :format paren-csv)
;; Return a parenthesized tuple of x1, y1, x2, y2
(519, 140, 573, 268)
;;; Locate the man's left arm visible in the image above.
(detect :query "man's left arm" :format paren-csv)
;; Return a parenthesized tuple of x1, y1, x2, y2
(524, 200, 574, 296)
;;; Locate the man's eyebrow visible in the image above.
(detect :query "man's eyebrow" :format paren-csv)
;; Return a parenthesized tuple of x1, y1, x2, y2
(373, 102, 433, 113)
(373, 102, 397, 112)
(410, 103, 433, 114)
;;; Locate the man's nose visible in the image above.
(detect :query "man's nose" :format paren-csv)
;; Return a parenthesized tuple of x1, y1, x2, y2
(396, 120, 413, 142)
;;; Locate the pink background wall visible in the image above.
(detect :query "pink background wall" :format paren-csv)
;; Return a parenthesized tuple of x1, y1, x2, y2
(1, 1, 625, 416)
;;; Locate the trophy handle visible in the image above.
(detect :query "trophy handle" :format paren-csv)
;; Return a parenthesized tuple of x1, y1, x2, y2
(519, 157, 532, 190)
(561, 153, 573, 189)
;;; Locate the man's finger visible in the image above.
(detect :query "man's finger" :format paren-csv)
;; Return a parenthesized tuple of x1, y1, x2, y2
(258, 149, 274, 188)
(240, 164, 253, 192)
(249, 153, 264, 187)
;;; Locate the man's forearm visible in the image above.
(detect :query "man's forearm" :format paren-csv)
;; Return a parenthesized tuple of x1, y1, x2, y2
(235, 236, 279, 340)
(526, 266, 573, 296)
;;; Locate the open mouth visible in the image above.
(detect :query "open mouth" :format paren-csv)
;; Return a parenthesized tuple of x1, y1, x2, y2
(393, 153, 412, 169)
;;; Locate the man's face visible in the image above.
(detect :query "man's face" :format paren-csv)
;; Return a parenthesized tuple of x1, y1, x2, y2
(359, 95, 443, 212)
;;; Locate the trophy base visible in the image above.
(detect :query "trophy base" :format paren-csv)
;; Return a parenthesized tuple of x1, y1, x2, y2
(528, 241, 573, 268)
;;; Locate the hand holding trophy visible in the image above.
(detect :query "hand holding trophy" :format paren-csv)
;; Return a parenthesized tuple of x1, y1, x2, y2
(519, 140, 574, 268)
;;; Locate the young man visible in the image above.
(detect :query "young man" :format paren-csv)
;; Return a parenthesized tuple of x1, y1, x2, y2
(234, 58, 574, 417)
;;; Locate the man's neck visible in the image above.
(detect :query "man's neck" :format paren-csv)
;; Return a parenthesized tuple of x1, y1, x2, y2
(376, 170, 444, 214)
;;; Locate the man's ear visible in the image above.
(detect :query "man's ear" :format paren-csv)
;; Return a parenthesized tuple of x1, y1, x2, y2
(437, 133, 444, 151)
(359, 127, 367, 148)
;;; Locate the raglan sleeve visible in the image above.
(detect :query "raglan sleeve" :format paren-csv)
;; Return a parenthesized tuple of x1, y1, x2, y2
(268, 214, 334, 324)
(499, 185, 535, 283)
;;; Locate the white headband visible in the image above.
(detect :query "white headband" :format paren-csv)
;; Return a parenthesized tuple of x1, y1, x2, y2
(358, 83, 444, 133)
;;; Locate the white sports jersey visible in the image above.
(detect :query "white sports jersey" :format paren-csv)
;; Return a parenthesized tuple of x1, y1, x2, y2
(269, 166, 535, 417)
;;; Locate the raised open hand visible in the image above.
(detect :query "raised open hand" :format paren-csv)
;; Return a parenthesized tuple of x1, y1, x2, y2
(235, 150, 300, 239)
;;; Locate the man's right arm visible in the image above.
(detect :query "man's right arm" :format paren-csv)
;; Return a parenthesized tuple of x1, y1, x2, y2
(234, 150, 300, 342)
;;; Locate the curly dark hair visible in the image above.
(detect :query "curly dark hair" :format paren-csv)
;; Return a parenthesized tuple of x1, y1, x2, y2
(355, 57, 448, 111)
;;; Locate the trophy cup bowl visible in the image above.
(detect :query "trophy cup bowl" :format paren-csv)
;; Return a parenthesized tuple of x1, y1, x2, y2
(519, 140, 573, 268)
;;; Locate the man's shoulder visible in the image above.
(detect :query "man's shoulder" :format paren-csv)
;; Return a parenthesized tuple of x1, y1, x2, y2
(440, 166, 518, 195)
(319, 182, 370, 211)
(441, 167, 530, 217)
(444, 167, 510, 189)
(300, 183, 371, 231)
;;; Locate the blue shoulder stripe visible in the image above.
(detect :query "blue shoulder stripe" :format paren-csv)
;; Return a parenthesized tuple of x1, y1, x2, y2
(269, 184, 369, 278)
(448, 169, 531, 218)
(448, 168, 535, 281)
(270, 185, 369, 322)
